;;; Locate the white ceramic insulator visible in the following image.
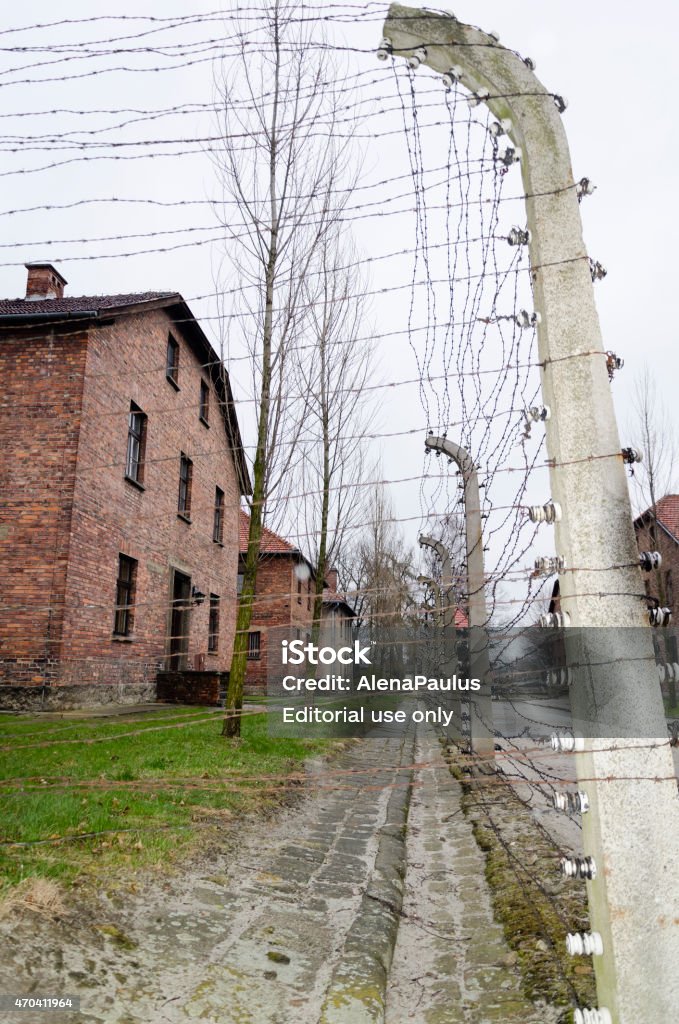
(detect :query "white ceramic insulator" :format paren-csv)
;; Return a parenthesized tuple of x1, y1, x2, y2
(560, 856, 597, 880)
(376, 37, 391, 60)
(407, 46, 427, 69)
(553, 791, 590, 813)
(528, 501, 561, 524)
(550, 734, 585, 753)
(539, 611, 571, 629)
(566, 931, 604, 956)
(574, 1009, 612, 1024)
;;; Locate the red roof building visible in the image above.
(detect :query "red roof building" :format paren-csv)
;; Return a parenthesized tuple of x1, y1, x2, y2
(634, 495, 679, 631)
(0, 263, 249, 709)
(239, 512, 354, 693)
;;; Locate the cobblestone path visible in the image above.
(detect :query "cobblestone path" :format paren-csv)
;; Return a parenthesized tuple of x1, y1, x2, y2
(1, 725, 557, 1024)
(384, 727, 557, 1024)
(1, 731, 413, 1024)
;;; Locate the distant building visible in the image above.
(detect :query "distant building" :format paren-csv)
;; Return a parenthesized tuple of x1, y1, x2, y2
(0, 263, 249, 709)
(634, 496, 679, 674)
(320, 568, 356, 648)
(634, 495, 679, 624)
(544, 498, 679, 683)
(239, 512, 355, 693)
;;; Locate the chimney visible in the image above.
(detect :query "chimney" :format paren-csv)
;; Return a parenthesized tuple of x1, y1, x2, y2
(326, 568, 339, 593)
(25, 263, 67, 301)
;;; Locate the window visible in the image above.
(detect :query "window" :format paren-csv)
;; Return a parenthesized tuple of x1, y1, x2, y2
(213, 486, 224, 544)
(666, 569, 674, 607)
(178, 453, 193, 519)
(247, 631, 261, 660)
(208, 594, 220, 653)
(297, 578, 302, 604)
(199, 379, 209, 425)
(237, 572, 244, 596)
(125, 402, 146, 485)
(166, 333, 179, 387)
(114, 554, 137, 637)
(307, 581, 311, 612)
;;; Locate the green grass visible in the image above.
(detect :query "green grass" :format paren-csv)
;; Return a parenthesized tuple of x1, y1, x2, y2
(0, 706, 332, 896)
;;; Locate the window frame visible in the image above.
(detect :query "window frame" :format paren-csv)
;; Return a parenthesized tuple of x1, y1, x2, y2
(125, 401, 147, 487)
(199, 379, 210, 426)
(247, 631, 261, 660)
(178, 452, 193, 520)
(213, 486, 225, 544)
(113, 554, 137, 637)
(208, 594, 220, 653)
(166, 332, 180, 389)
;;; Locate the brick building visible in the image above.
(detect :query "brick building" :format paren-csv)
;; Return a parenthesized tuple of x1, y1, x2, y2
(634, 495, 679, 624)
(320, 568, 356, 648)
(543, 498, 679, 689)
(634, 496, 679, 676)
(0, 263, 249, 709)
(239, 512, 355, 693)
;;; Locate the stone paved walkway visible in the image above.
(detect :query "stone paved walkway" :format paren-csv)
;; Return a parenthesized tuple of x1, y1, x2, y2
(1, 725, 557, 1024)
(0, 731, 413, 1024)
(385, 728, 557, 1024)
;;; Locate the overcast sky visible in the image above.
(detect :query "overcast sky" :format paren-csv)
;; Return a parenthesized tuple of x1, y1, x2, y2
(1, 1, 676, 618)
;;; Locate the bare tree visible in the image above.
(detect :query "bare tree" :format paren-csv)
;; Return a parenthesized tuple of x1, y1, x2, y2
(211, 0, 357, 737)
(292, 230, 375, 645)
(338, 482, 416, 634)
(629, 367, 677, 521)
(628, 367, 678, 607)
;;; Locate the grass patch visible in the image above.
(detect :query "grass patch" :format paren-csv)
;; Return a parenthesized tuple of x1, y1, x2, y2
(0, 706, 332, 897)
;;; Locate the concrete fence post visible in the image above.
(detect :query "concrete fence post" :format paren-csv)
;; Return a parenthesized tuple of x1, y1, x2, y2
(424, 435, 494, 760)
(383, 6, 679, 1020)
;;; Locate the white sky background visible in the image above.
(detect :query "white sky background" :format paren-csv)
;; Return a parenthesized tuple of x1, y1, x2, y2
(1, 1, 677, 623)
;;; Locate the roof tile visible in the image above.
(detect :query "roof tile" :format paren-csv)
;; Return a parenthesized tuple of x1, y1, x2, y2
(643, 494, 679, 542)
(239, 510, 298, 555)
(0, 292, 175, 315)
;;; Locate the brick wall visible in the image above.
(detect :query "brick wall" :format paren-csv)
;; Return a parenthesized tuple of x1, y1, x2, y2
(635, 517, 679, 666)
(0, 308, 243, 707)
(0, 327, 87, 688)
(245, 556, 314, 693)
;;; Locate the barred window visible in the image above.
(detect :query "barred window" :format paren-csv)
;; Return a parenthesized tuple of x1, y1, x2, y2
(247, 631, 261, 660)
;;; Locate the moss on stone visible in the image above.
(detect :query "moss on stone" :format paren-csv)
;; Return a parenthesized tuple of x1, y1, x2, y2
(444, 745, 595, 1015)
